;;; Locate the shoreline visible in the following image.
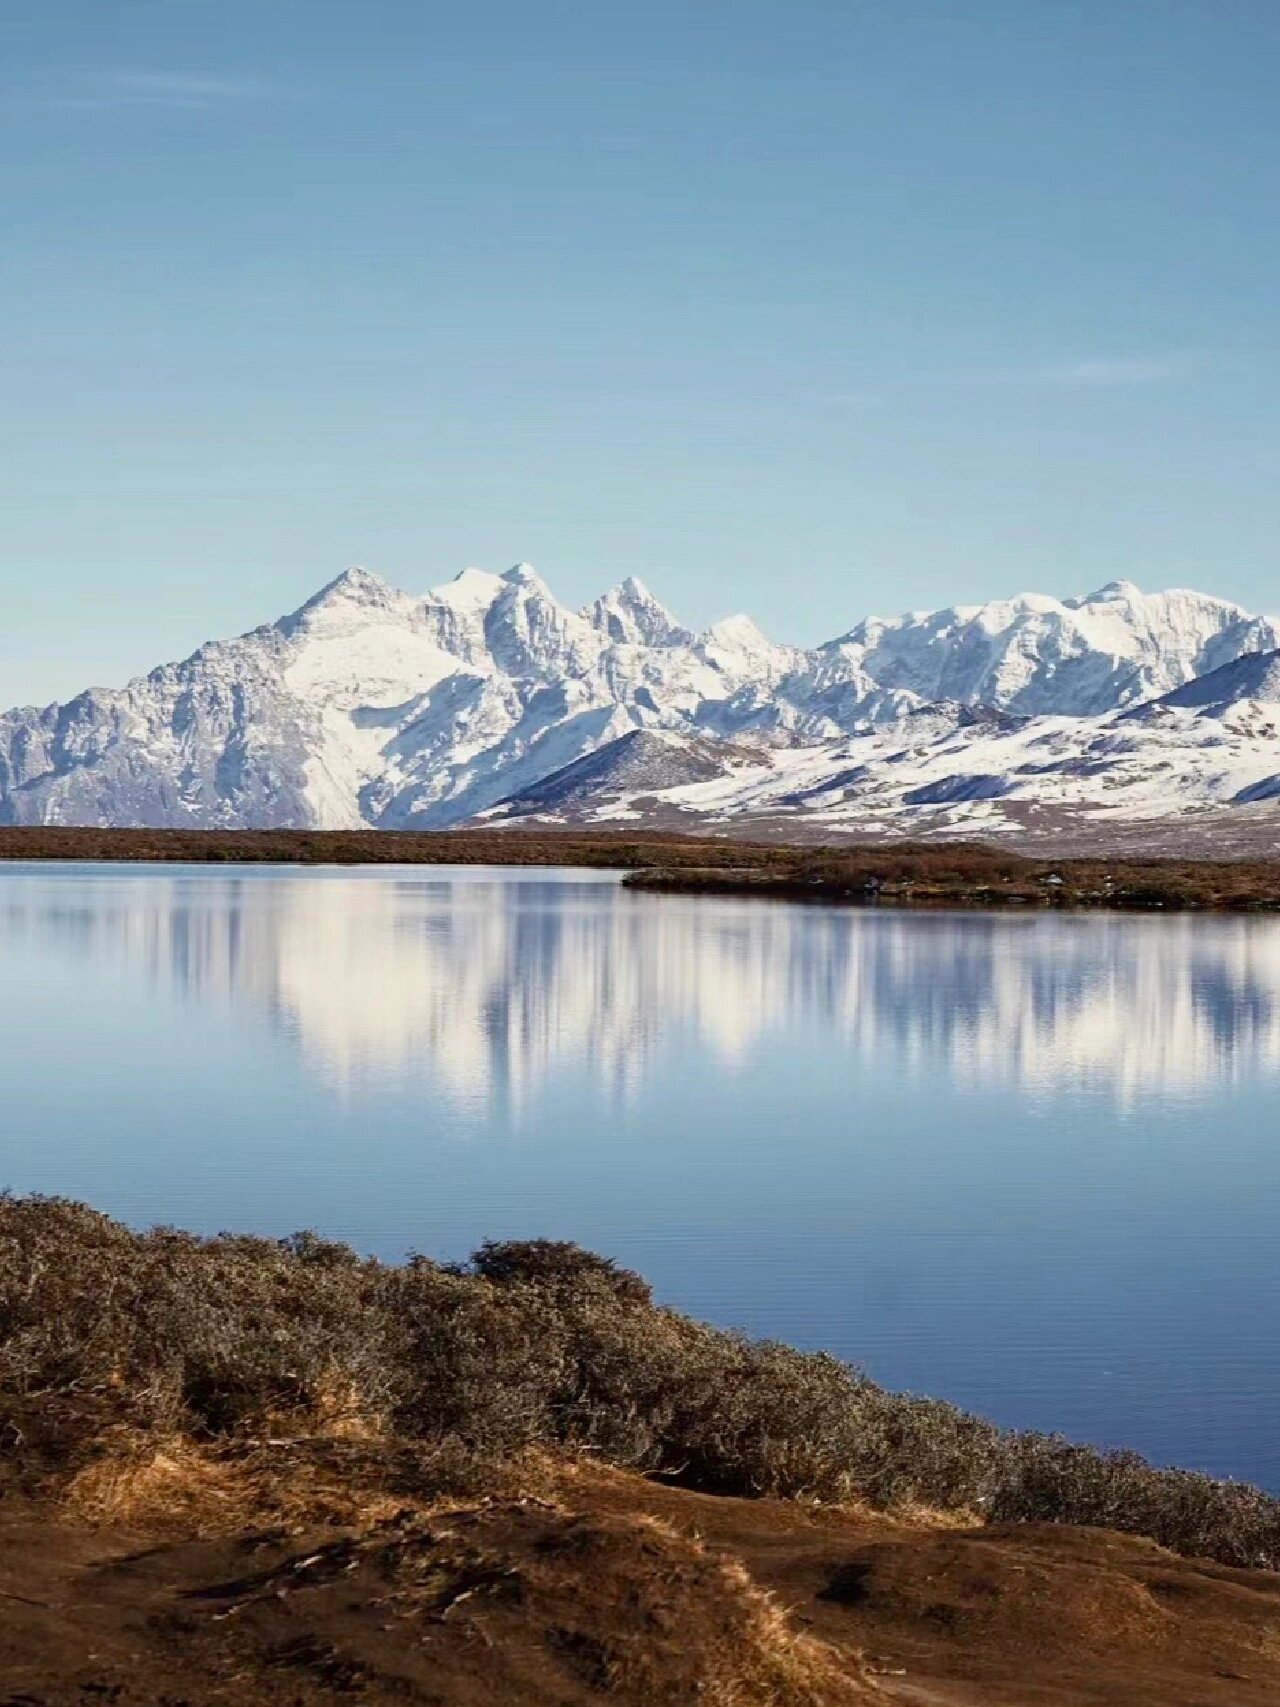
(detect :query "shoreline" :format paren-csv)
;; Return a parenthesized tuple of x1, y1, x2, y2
(621, 859, 1280, 910)
(5, 1197, 1280, 1704)
(1, 824, 1279, 910)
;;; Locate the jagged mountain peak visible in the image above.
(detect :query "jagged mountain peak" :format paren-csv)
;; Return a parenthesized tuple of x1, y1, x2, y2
(822, 578, 1279, 717)
(292, 565, 403, 621)
(501, 561, 549, 590)
(696, 613, 797, 690)
(706, 612, 765, 640)
(586, 576, 689, 648)
(598, 573, 660, 610)
(701, 612, 777, 654)
(426, 566, 505, 611)
(1084, 578, 1143, 604)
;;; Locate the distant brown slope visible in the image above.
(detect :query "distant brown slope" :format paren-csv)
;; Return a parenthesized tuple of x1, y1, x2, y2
(0, 823, 748, 868)
(3, 824, 1280, 909)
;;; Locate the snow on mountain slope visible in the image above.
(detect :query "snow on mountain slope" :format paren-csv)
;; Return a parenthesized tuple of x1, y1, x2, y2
(1, 566, 1278, 833)
(281, 569, 469, 826)
(487, 729, 774, 821)
(819, 581, 1280, 716)
(518, 683, 1280, 837)
(1155, 647, 1280, 710)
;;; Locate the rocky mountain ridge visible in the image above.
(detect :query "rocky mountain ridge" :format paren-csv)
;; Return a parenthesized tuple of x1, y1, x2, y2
(2, 564, 1278, 835)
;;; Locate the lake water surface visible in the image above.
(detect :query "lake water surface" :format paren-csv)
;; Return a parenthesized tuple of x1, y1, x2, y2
(4, 862, 1280, 1488)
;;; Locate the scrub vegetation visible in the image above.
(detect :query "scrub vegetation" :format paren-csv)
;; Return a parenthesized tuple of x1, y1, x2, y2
(4, 1197, 1279, 1572)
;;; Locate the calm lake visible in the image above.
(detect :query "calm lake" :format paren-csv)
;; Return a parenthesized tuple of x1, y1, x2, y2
(4, 862, 1279, 1488)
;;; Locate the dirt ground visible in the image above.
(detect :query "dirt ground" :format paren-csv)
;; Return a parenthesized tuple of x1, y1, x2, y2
(4, 1461, 1280, 1707)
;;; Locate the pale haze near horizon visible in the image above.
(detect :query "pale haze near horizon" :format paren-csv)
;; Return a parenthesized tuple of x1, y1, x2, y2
(2, 0, 1278, 707)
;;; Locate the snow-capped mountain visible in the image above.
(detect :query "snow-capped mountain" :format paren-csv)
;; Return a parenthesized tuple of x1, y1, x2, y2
(816, 580, 1280, 716)
(1, 564, 1278, 836)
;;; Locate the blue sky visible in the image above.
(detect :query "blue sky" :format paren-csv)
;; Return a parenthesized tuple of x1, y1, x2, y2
(3, 0, 1279, 705)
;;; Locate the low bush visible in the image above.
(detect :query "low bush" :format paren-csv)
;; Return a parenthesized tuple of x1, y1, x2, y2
(989, 1436, 1280, 1569)
(468, 1237, 653, 1306)
(3, 1194, 1279, 1570)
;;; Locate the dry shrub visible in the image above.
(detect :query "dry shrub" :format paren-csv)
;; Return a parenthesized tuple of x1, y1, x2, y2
(989, 1438, 1280, 1570)
(0, 1197, 394, 1436)
(468, 1238, 653, 1306)
(6, 1194, 1280, 1572)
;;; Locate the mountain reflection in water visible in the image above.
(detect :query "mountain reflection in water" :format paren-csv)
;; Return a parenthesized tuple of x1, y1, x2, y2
(2, 865, 1278, 1100)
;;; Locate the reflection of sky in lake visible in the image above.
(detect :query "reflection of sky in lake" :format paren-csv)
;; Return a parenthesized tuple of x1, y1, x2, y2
(3, 862, 1280, 1489)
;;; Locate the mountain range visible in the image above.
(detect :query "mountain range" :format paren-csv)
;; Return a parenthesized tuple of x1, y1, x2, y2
(3, 564, 1280, 840)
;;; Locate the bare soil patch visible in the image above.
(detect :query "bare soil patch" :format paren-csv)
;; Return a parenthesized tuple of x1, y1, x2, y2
(4, 1469, 1280, 1705)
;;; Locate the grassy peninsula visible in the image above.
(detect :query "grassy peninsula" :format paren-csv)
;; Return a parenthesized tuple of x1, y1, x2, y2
(622, 843, 1280, 909)
(3, 1196, 1280, 1705)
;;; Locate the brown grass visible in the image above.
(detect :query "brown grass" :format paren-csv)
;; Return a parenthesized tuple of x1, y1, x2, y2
(61, 1432, 419, 1534)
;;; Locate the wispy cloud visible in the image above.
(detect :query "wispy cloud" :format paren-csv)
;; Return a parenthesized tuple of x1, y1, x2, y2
(813, 388, 883, 412)
(19, 70, 279, 113)
(1037, 356, 1191, 388)
(813, 358, 1207, 402)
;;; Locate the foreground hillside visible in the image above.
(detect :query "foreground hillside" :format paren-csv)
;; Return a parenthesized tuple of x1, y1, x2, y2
(8, 1459, 1280, 1706)
(4, 564, 1280, 841)
(4, 1198, 1280, 1704)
